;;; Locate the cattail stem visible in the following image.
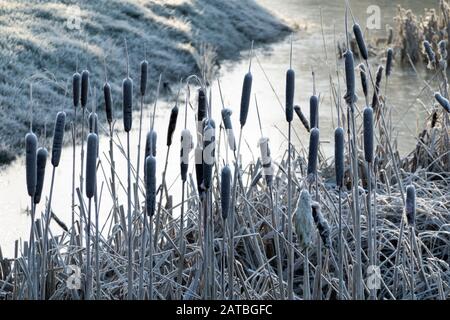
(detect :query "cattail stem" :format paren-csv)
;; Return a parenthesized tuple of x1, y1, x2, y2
(367, 162, 375, 300)
(269, 185, 284, 299)
(349, 104, 363, 299)
(86, 198, 92, 300)
(153, 146, 171, 248)
(221, 216, 227, 300)
(71, 109, 77, 236)
(229, 128, 243, 300)
(41, 166, 56, 300)
(28, 200, 36, 300)
(80, 107, 86, 245)
(135, 94, 145, 212)
(148, 216, 154, 300)
(109, 124, 120, 247)
(126, 131, 133, 300)
(304, 247, 310, 300)
(409, 228, 415, 300)
(138, 211, 147, 300)
(95, 191, 100, 300)
(338, 188, 344, 300)
(177, 181, 186, 298)
(287, 123, 293, 300)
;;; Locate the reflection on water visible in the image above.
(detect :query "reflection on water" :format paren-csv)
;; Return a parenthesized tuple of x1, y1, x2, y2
(0, 0, 438, 256)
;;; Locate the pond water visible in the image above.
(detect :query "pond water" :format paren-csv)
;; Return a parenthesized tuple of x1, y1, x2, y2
(0, 0, 437, 256)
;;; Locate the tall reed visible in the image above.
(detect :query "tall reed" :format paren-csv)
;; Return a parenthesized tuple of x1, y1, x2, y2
(42, 111, 66, 299)
(122, 38, 134, 299)
(405, 185, 416, 300)
(285, 36, 295, 300)
(25, 131, 37, 299)
(230, 43, 253, 300)
(85, 133, 98, 300)
(80, 70, 89, 193)
(145, 155, 156, 299)
(220, 165, 231, 299)
(363, 106, 376, 299)
(334, 126, 345, 299)
(72, 71, 81, 244)
(344, 46, 363, 299)
(135, 59, 148, 227)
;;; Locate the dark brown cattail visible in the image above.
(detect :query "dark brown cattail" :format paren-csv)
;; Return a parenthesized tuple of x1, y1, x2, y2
(344, 50, 355, 104)
(286, 69, 295, 122)
(359, 64, 368, 99)
(145, 130, 157, 158)
(140, 60, 148, 97)
(240, 72, 252, 127)
(405, 185, 416, 227)
(423, 40, 435, 67)
(221, 165, 232, 220)
(309, 95, 319, 129)
(294, 105, 310, 132)
(180, 129, 193, 182)
(195, 145, 204, 195)
(311, 202, 331, 249)
(371, 65, 384, 110)
(434, 92, 450, 113)
(51, 111, 66, 167)
(307, 128, 320, 178)
(334, 127, 344, 188)
(386, 48, 394, 77)
(198, 88, 207, 124)
(73, 72, 81, 108)
(25, 132, 37, 197)
(167, 105, 178, 147)
(104, 82, 113, 124)
(122, 77, 133, 132)
(221, 108, 236, 151)
(353, 23, 368, 60)
(89, 112, 99, 157)
(81, 70, 89, 108)
(89, 112, 98, 135)
(363, 107, 374, 163)
(145, 155, 156, 216)
(85, 133, 98, 199)
(202, 122, 215, 190)
(34, 147, 48, 204)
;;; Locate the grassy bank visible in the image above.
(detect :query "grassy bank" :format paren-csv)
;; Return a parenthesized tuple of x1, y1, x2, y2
(0, 0, 291, 165)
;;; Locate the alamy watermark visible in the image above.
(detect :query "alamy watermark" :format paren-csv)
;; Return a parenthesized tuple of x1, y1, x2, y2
(66, 264, 82, 290)
(366, 265, 381, 290)
(366, 5, 381, 30)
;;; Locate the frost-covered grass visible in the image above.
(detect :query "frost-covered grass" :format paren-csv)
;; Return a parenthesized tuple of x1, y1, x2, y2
(0, 0, 291, 165)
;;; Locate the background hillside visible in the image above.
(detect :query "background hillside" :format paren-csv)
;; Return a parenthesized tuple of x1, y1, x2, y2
(0, 0, 291, 164)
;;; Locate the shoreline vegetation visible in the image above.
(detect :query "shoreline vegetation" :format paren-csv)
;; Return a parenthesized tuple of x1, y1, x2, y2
(0, 2, 449, 300)
(0, 0, 292, 165)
